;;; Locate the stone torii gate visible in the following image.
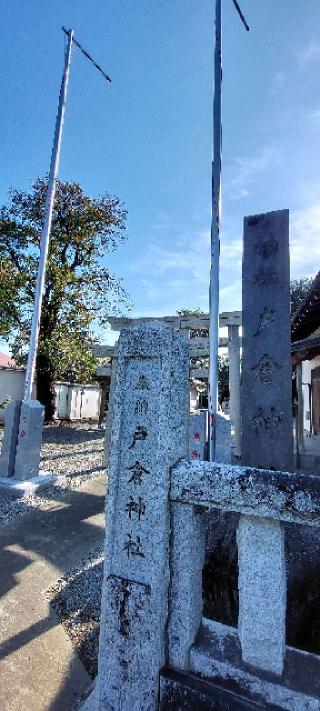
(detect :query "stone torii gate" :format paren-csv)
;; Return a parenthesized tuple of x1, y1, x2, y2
(93, 310, 242, 458)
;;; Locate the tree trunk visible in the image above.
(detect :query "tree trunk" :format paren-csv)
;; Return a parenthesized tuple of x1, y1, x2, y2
(36, 349, 56, 422)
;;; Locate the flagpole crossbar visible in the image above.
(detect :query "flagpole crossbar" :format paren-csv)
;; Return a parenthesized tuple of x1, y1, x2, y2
(62, 26, 112, 83)
(231, 0, 250, 31)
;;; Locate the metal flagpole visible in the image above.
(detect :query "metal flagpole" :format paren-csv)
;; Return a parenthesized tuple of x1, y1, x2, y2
(23, 30, 74, 400)
(208, 0, 249, 461)
(23, 27, 112, 402)
(208, 0, 222, 461)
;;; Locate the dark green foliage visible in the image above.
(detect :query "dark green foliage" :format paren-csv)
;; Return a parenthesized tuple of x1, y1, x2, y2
(290, 276, 314, 318)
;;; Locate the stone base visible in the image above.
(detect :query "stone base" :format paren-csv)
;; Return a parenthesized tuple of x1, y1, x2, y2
(14, 400, 44, 480)
(0, 400, 21, 477)
(189, 618, 320, 710)
(0, 473, 57, 498)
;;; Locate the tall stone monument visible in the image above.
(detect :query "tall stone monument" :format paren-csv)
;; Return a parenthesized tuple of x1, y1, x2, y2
(241, 209, 293, 472)
(239, 209, 292, 674)
(89, 322, 189, 711)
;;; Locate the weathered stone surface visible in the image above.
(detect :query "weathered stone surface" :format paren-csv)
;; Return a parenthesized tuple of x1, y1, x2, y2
(168, 504, 206, 669)
(215, 412, 231, 464)
(104, 355, 118, 470)
(189, 412, 206, 460)
(189, 619, 320, 710)
(98, 576, 152, 708)
(95, 322, 189, 710)
(171, 459, 320, 526)
(13, 400, 44, 480)
(241, 209, 293, 472)
(237, 515, 286, 674)
(160, 667, 267, 710)
(285, 524, 320, 656)
(203, 511, 239, 627)
(0, 399, 21, 477)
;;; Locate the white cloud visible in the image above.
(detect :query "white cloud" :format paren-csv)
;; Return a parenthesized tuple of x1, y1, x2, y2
(131, 229, 210, 286)
(270, 71, 287, 94)
(130, 226, 243, 313)
(226, 147, 282, 200)
(290, 204, 320, 277)
(148, 213, 175, 231)
(306, 108, 320, 127)
(297, 41, 320, 69)
(129, 203, 320, 316)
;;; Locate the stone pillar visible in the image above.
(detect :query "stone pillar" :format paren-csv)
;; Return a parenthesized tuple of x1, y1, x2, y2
(189, 412, 206, 460)
(104, 354, 118, 469)
(168, 504, 206, 670)
(237, 515, 286, 675)
(215, 412, 231, 463)
(296, 362, 305, 453)
(241, 209, 293, 472)
(228, 324, 241, 459)
(0, 400, 21, 477)
(95, 323, 189, 711)
(13, 400, 44, 480)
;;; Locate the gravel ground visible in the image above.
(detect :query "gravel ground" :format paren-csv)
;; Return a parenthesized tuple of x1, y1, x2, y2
(0, 422, 106, 527)
(39, 422, 105, 477)
(48, 543, 104, 678)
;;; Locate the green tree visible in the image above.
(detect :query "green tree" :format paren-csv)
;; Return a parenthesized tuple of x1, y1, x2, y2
(176, 307, 209, 339)
(0, 177, 129, 420)
(217, 354, 229, 405)
(0, 257, 21, 338)
(290, 276, 314, 318)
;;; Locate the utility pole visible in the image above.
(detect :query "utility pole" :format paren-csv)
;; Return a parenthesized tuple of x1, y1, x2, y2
(23, 27, 111, 400)
(208, 0, 249, 461)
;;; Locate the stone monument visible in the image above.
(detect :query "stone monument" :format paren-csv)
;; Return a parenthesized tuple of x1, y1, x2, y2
(241, 209, 293, 472)
(86, 322, 189, 710)
(189, 412, 206, 460)
(238, 209, 292, 673)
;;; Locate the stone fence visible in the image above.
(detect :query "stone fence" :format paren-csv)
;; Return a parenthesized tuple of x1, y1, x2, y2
(83, 321, 320, 711)
(168, 459, 320, 708)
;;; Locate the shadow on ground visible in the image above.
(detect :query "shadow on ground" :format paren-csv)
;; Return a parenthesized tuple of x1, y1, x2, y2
(0, 479, 105, 711)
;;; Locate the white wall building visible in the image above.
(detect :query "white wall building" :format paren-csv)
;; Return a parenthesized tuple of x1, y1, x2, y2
(0, 366, 101, 422)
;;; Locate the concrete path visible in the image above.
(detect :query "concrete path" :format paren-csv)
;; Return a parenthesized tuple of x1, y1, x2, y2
(0, 474, 106, 711)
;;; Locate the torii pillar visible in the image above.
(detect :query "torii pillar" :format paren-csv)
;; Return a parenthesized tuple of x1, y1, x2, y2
(220, 312, 242, 459)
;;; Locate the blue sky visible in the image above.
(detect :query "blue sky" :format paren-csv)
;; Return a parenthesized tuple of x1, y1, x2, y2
(1, 1, 320, 346)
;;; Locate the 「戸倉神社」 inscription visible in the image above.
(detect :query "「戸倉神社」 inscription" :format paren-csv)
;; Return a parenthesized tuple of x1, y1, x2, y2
(242, 210, 293, 471)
